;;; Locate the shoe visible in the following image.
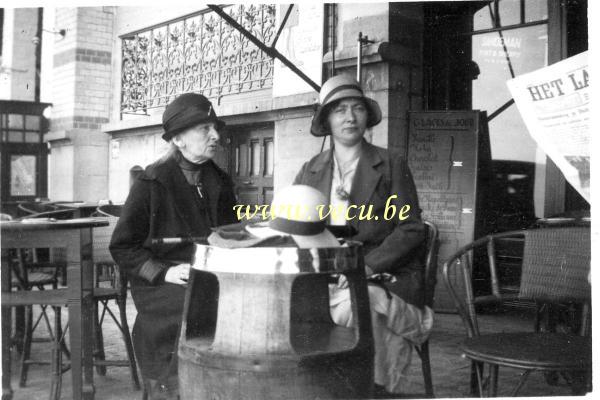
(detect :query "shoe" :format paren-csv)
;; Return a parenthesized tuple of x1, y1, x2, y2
(143, 377, 179, 400)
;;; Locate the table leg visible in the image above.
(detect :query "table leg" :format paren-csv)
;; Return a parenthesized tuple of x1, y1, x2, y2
(67, 228, 96, 400)
(13, 307, 24, 354)
(2, 306, 13, 400)
(80, 228, 95, 400)
(1, 250, 14, 400)
(67, 260, 83, 400)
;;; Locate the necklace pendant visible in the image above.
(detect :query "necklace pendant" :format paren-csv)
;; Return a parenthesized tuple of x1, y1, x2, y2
(336, 186, 350, 201)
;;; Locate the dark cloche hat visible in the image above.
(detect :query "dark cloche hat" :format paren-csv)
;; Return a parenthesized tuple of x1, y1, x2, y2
(162, 93, 225, 141)
(310, 74, 382, 137)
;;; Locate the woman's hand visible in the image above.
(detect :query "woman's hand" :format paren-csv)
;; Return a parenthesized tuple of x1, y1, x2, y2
(336, 274, 349, 289)
(335, 265, 374, 289)
(164, 263, 191, 285)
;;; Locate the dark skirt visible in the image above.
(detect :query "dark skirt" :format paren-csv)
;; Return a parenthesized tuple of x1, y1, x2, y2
(131, 283, 186, 379)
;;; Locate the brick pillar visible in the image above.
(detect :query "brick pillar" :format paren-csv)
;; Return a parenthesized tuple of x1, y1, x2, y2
(46, 7, 114, 202)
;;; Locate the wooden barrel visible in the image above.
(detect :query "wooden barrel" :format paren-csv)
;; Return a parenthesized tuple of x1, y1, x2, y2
(178, 243, 374, 399)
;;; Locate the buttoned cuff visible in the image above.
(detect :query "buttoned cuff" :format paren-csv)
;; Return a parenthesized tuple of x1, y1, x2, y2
(139, 259, 168, 284)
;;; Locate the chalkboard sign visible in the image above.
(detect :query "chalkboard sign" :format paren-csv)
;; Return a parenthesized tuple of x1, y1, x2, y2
(407, 111, 491, 311)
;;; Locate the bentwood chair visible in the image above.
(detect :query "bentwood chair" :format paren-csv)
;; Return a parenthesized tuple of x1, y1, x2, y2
(414, 220, 439, 398)
(372, 220, 439, 399)
(17, 201, 62, 216)
(442, 227, 591, 397)
(90, 208, 141, 390)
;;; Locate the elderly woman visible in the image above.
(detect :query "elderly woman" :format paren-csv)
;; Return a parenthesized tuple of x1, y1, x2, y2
(294, 75, 433, 394)
(110, 93, 237, 398)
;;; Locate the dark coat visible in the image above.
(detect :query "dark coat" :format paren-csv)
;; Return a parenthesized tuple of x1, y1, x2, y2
(293, 142, 426, 306)
(110, 153, 237, 380)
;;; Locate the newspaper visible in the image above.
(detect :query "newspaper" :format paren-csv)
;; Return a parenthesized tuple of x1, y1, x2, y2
(507, 51, 590, 203)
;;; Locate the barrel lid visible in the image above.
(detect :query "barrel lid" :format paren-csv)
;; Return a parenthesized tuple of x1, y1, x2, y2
(192, 243, 364, 274)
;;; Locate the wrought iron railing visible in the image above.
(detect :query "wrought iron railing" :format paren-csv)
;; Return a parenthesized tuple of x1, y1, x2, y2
(121, 4, 276, 115)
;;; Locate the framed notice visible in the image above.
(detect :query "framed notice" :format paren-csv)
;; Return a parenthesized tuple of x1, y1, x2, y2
(407, 111, 491, 311)
(272, 4, 323, 97)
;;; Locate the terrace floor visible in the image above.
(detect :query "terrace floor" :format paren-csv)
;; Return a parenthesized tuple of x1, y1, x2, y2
(5, 295, 588, 399)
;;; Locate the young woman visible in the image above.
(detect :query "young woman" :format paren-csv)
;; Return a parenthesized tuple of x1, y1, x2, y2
(294, 75, 433, 394)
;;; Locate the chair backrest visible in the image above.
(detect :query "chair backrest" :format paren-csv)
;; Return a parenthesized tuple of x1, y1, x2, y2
(10, 247, 60, 289)
(96, 204, 123, 217)
(10, 250, 31, 289)
(519, 227, 590, 303)
(92, 216, 130, 292)
(17, 208, 76, 221)
(17, 201, 60, 215)
(0, 213, 13, 221)
(422, 220, 439, 308)
(92, 216, 119, 265)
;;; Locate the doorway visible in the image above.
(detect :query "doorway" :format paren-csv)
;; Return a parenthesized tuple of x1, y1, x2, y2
(225, 124, 274, 207)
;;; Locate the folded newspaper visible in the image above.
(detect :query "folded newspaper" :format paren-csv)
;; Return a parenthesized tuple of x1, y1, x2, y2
(507, 51, 589, 203)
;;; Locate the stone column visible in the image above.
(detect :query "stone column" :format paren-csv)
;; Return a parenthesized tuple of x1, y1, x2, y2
(46, 7, 114, 201)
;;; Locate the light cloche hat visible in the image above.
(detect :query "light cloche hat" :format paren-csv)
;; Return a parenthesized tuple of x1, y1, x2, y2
(310, 74, 382, 137)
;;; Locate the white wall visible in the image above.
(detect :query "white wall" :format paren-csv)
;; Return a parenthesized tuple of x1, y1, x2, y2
(40, 7, 56, 104)
(0, 9, 15, 98)
(0, 8, 38, 101)
(274, 114, 324, 190)
(107, 130, 170, 202)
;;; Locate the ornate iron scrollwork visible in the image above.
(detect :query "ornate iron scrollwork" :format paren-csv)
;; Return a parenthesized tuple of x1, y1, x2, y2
(121, 4, 276, 115)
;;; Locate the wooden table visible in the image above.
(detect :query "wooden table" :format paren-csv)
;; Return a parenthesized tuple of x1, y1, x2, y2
(1, 218, 109, 400)
(48, 203, 100, 285)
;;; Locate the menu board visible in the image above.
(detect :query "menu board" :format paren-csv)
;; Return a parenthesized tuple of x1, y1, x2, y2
(407, 111, 491, 311)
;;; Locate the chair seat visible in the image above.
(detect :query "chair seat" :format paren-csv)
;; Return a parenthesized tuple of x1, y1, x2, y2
(1, 289, 70, 307)
(93, 287, 121, 300)
(462, 332, 591, 370)
(12, 271, 57, 287)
